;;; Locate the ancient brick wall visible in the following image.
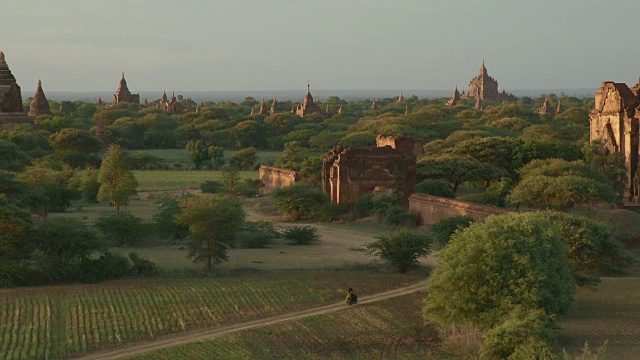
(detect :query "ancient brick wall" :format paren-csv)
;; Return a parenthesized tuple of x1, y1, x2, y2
(408, 193, 516, 226)
(259, 165, 299, 190)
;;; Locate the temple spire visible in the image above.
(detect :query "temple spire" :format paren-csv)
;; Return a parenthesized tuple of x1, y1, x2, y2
(0, 51, 5, 63)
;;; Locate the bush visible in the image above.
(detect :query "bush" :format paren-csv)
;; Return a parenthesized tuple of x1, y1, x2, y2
(283, 226, 320, 245)
(129, 252, 159, 276)
(319, 201, 348, 222)
(236, 221, 280, 249)
(415, 179, 456, 198)
(429, 215, 473, 249)
(481, 179, 512, 207)
(80, 251, 131, 283)
(201, 180, 222, 194)
(384, 205, 418, 227)
(152, 195, 189, 243)
(353, 193, 375, 217)
(239, 179, 263, 197)
(94, 212, 146, 246)
(480, 307, 558, 359)
(273, 183, 330, 220)
(365, 229, 432, 273)
(424, 213, 576, 329)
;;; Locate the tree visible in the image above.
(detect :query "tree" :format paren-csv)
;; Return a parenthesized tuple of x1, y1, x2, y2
(185, 140, 210, 170)
(152, 195, 189, 242)
(365, 229, 432, 273)
(417, 156, 505, 192)
(0, 196, 35, 287)
(175, 195, 246, 273)
(49, 128, 102, 168)
(535, 211, 637, 288)
(507, 159, 618, 210)
(0, 140, 31, 171)
(33, 218, 104, 281)
(230, 147, 257, 170)
(18, 163, 80, 218)
(98, 145, 138, 214)
(273, 183, 330, 220)
(219, 165, 242, 194)
(207, 145, 225, 170)
(423, 213, 575, 329)
(94, 211, 146, 246)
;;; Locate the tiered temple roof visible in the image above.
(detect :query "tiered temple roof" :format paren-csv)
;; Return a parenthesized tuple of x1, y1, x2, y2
(28, 80, 52, 117)
(445, 86, 461, 106)
(295, 84, 324, 117)
(0, 51, 30, 127)
(112, 72, 140, 106)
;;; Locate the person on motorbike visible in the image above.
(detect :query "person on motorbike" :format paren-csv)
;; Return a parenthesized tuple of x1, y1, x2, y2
(345, 288, 357, 305)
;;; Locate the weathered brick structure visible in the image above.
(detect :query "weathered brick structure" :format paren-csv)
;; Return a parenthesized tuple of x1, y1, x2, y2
(0, 51, 30, 128)
(322, 138, 419, 204)
(537, 97, 554, 115)
(408, 193, 516, 226)
(259, 165, 299, 190)
(112, 72, 140, 106)
(445, 86, 461, 106)
(294, 84, 326, 117)
(590, 81, 640, 203)
(456, 61, 512, 102)
(375, 135, 424, 158)
(28, 80, 52, 117)
(163, 92, 184, 114)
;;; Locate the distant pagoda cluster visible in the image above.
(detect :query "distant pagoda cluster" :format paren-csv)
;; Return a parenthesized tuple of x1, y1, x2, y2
(251, 84, 342, 118)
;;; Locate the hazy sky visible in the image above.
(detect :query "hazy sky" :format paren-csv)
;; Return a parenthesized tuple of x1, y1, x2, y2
(2, 0, 640, 92)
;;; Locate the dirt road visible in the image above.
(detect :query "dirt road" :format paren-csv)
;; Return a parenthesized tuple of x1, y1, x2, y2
(75, 278, 429, 360)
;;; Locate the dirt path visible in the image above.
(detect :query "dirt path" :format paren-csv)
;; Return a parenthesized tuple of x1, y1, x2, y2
(75, 278, 429, 360)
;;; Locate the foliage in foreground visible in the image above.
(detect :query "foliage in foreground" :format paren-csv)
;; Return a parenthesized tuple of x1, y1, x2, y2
(175, 195, 246, 272)
(272, 183, 330, 220)
(365, 229, 432, 273)
(282, 225, 320, 245)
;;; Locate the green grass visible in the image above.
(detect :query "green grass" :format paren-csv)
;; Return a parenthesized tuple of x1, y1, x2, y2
(126, 291, 441, 360)
(0, 272, 422, 360)
(558, 278, 640, 359)
(133, 170, 258, 191)
(137, 149, 283, 170)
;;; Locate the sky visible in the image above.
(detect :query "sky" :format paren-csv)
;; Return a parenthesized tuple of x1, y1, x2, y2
(2, 0, 640, 93)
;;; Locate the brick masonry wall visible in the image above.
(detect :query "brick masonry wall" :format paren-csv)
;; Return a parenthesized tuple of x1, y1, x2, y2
(259, 165, 299, 190)
(408, 193, 516, 226)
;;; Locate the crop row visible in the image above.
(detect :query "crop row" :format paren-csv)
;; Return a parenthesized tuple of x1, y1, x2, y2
(0, 272, 422, 359)
(126, 292, 437, 360)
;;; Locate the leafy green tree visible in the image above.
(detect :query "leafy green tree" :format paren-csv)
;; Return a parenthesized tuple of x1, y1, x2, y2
(417, 156, 505, 192)
(230, 147, 257, 170)
(220, 165, 242, 194)
(0, 196, 35, 287)
(68, 168, 100, 203)
(583, 140, 626, 197)
(207, 146, 225, 170)
(365, 229, 432, 273)
(49, 128, 102, 168)
(273, 183, 330, 220)
(185, 140, 210, 170)
(428, 215, 473, 248)
(152, 195, 189, 242)
(34, 218, 104, 281)
(97, 145, 138, 214)
(0, 140, 31, 171)
(18, 163, 80, 218)
(175, 195, 246, 273)
(535, 211, 637, 288)
(423, 213, 575, 329)
(507, 159, 618, 210)
(94, 211, 146, 246)
(414, 179, 456, 198)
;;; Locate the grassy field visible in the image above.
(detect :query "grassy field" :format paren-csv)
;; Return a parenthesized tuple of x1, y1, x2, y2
(133, 170, 259, 191)
(0, 272, 423, 360)
(558, 278, 640, 359)
(125, 291, 441, 360)
(138, 149, 282, 170)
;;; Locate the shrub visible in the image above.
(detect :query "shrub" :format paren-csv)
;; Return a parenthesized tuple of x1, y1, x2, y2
(384, 205, 418, 227)
(480, 307, 558, 359)
(353, 193, 375, 217)
(481, 178, 512, 207)
(152, 195, 189, 243)
(273, 183, 330, 220)
(283, 226, 320, 245)
(239, 178, 263, 197)
(424, 213, 575, 329)
(129, 252, 159, 276)
(415, 179, 456, 198)
(94, 211, 146, 246)
(236, 221, 280, 249)
(80, 251, 131, 283)
(365, 229, 432, 273)
(429, 215, 473, 249)
(201, 179, 222, 194)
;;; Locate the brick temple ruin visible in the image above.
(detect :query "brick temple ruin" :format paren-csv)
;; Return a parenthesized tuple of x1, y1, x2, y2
(590, 80, 640, 203)
(112, 72, 140, 106)
(0, 51, 31, 128)
(28, 80, 52, 117)
(322, 135, 419, 204)
(446, 61, 512, 106)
